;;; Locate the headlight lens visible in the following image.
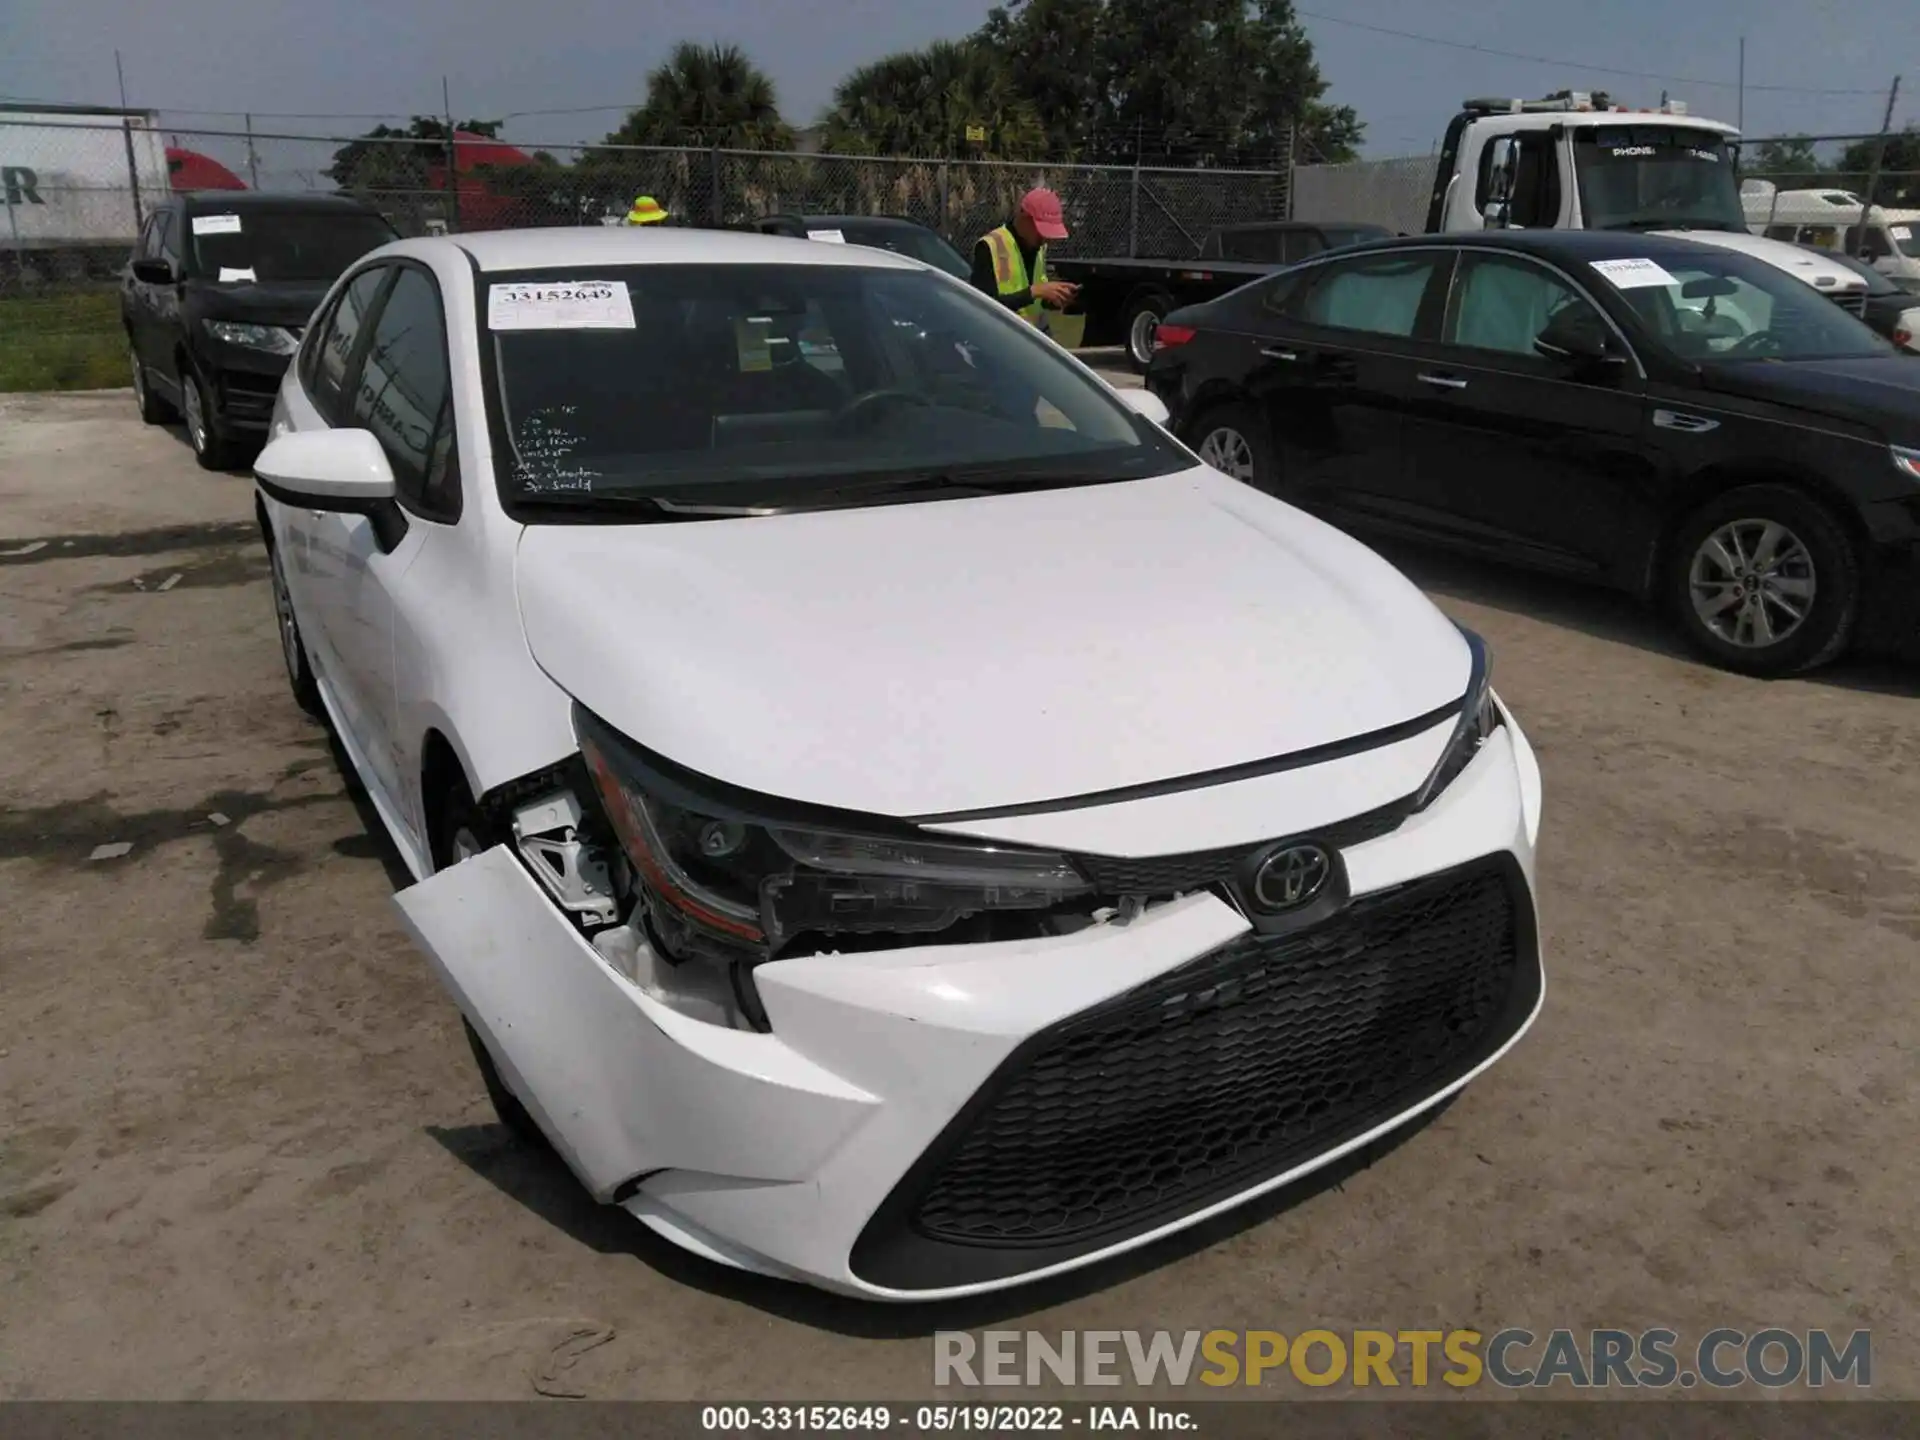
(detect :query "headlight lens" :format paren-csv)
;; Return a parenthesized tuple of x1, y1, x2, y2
(1411, 627, 1504, 812)
(1892, 445, 1920, 482)
(577, 712, 1092, 961)
(203, 320, 299, 354)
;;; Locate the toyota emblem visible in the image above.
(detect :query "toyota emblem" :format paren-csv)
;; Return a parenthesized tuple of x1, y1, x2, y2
(1250, 844, 1332, 912)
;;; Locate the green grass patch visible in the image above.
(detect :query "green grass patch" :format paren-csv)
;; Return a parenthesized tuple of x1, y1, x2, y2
(0, 290, 127, 393)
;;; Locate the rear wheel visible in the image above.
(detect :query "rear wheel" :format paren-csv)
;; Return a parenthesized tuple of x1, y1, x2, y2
(1665, 484, 1858, 677)
(431, 776, 550, 1150)
(1123, 292, 1172, 372)
(130, 343, 174, 424)
(1189, 403, 1276, 494)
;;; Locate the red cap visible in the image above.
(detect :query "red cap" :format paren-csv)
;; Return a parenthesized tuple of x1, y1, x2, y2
(1019, 187, 1069, 241)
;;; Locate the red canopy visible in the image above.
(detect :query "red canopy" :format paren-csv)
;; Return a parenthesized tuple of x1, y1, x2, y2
(167, 147, 247, 191)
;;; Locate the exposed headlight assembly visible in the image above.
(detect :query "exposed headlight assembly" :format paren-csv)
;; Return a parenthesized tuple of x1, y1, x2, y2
(203, 320, 299, 354)
(1892, 445, 1920, 482)
(1411, 627, 1504, 813)
(576, 707, 1092, 969)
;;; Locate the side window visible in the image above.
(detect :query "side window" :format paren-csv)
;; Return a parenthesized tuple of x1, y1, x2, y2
(348, 267, 458, 519)
(133, 214, 158, 262)
(1475, 134, 1559, 227)
(307, 267, 388, 423)
(1443, 254, 1606, 364)
(1853, 226, 1891, 260)
(1763, 224, 1797, 242)
(156, 210, 181, 266)
(1298, 253, 1443, 338)
(1257, 269, 1307, 315)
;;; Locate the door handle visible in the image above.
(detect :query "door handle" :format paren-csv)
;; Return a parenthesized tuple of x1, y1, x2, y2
(1417, 372, 1469, 390)
(1259, 346, 1299, 361)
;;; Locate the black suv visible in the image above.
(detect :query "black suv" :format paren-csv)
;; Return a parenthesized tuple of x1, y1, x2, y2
(751, 213, 970, 281)
(1149, 229, 1920, 677)
(123, 192, 397, 467)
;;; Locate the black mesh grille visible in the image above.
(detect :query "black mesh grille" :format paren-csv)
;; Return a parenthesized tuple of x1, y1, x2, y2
(1833, 291, 1867, 319)
(904, 860, 1522, 1251)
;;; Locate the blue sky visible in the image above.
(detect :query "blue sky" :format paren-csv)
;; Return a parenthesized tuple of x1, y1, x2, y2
(3, 0, 1914, 155)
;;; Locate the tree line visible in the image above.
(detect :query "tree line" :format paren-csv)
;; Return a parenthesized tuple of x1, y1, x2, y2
(327, 0, 1362, 199)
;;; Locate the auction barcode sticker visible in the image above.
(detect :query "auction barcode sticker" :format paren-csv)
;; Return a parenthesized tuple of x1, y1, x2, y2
(191, 214, 242, 236)
(807, 229, 847, 243)
(1590, 257, 1679, 290)
(488, 280, 636, 331)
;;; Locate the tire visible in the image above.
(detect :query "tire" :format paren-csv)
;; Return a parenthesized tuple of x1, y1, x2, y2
(1123, 292, 1173, 373)
(1188, 403, 1277, 494)
(264, 531, 324, 721)
(1665, 484, 1858, 678)
(129, 342, 174, 424)
(431, 776, 550, 1151)
(181, 362, 240, 470)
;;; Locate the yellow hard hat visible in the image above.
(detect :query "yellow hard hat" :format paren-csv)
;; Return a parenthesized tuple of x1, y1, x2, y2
(626, 195, 669, 225)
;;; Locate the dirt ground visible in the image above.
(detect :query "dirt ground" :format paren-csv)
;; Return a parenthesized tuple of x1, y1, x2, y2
(2, 388, 1916, 1402)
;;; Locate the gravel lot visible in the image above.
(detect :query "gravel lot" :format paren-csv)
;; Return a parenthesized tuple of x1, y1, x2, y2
(2, 387, 1916, 1401)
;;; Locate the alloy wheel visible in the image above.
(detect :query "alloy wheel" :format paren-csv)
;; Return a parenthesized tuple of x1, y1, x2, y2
(182, 373, 208, 453)
(1198, 426, 1257, 484)
(1687, 518, 1817, 649)
(451, 826, 483, 863)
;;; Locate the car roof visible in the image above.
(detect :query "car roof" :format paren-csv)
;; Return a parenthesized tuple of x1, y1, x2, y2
(1345, 229, 1758, 263)
(450, 225, 923, 273)
(175, 191, 385, 215)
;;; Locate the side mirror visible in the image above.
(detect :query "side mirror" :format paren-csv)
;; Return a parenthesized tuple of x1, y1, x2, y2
(1118, 388, 1171, 427)
(1481, 202, 1511, 230)
(1534, 310, 1623, 370)
(254, 429, 396, 513)
(131, 258, 175, 284)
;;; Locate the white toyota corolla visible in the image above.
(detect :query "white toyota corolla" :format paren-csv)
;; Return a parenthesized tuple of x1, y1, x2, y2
(254, 226, 1545, 1301)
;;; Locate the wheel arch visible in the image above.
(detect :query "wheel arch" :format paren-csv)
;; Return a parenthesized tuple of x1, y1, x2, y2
(1641, 461, 1869, 602)
(420, 727, 478, 859)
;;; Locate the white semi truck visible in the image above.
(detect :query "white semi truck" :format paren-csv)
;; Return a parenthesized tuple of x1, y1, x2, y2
(1422, 91, 1873, 314)
(0, 104, 172, 266)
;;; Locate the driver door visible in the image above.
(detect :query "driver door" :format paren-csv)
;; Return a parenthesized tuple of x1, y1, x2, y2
(1394, 251, 1652, 574)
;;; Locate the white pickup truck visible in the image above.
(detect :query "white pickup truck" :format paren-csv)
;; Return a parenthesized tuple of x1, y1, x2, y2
(1422, 91, 1873, 317)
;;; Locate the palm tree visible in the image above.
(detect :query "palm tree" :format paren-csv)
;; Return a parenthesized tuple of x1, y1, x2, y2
(606, 42, 794, 151)
(822, 40, 1044, 159)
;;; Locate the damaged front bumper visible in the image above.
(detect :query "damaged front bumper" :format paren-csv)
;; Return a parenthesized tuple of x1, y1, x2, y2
(395, 720, 1545, 1301)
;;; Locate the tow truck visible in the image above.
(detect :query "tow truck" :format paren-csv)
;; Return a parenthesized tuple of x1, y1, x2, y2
(1425, 91, 1871, 316)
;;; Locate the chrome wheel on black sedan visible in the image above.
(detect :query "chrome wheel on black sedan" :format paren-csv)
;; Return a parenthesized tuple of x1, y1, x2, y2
(1687, 518, 1817, 650)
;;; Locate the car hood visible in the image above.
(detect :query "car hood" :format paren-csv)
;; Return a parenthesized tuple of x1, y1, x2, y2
(1654, 228, 1868, 293)
(1700, 354, 1920, 439)
(514, 468, 1471, 818)
(187, 278, 330, 330)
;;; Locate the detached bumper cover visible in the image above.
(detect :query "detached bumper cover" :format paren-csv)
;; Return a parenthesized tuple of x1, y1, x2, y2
(395, 723, 1543, 1300)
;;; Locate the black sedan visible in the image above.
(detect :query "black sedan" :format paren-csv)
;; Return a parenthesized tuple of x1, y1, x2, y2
(1147, 229, 1920, 677)
(751, 213, 970, 281)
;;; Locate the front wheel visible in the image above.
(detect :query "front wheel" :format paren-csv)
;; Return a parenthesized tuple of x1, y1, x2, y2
(431, 777, 551, 1151)
(265, 533, 324, 721)
(1665, 484, 1858, 677)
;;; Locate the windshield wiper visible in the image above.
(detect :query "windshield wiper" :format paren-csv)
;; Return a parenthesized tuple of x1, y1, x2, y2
(815, 467, 1137, 500)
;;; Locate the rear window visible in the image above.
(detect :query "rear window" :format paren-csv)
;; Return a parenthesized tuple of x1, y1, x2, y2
(187, 209, 397, 283)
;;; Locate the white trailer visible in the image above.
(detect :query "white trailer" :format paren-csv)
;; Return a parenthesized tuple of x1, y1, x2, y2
(0, 106, 172, 251)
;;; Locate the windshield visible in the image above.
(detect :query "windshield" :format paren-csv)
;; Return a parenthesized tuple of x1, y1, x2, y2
(189, 210, 397, 282)
(484, 263, 1185, 512)
(829, 223, 971, 280)
(1573, 127, 1747, 233)
(1595, 251, 1893, 362)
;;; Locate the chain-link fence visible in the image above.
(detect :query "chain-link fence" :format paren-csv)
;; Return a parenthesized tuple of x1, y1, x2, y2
(1288, 152, 1438, 235)
(0, 112, 1292, 387)
(1732, 132, 1920, 264)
